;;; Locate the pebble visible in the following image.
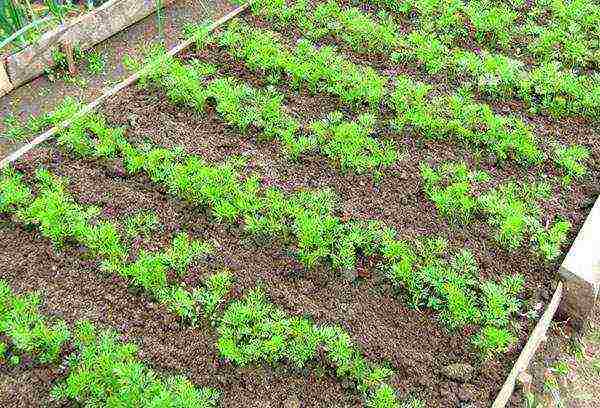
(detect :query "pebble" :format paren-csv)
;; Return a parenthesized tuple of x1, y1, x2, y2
(440, 362, 475, 382)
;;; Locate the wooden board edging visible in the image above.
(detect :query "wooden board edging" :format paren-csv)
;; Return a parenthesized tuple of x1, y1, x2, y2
(0, 3, 249, 168)
(492, 282, 564, 408)
(0, 59, 11, 95)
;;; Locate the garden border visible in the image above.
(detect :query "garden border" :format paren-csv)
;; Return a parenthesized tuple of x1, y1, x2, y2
(0, 0, 174, 97)
(0, 3, 595, 407)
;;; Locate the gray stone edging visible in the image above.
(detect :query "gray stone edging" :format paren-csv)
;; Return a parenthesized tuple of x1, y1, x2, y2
(559, 197, 600, 330)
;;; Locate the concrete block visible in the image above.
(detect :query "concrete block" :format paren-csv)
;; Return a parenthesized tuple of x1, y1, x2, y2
(559, 197, 600, 330)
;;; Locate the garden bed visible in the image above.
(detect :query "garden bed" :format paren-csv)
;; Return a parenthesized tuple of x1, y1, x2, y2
(0, 1, 598, 407)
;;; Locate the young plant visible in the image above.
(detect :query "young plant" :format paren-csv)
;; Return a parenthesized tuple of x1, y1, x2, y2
(124, 210, 160, 238)
(216, 288, 321, 367)
(166, 232, 212, 277)
(472, 325, 515, 355)
(17, 169, 100, 248)
(0, 167, 32, 214)
(51, 321, 220, 407)
(0, 280, 70, 364)
(420, 161, 488, 224)
(552, 143, 590, 184)
(194, 270, 234, 318)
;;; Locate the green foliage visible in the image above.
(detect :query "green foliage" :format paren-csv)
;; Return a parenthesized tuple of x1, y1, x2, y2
(522, 0, 599, 68)
(86, 51, 106, 75)
(366, 384, 399, 408)
(83, 220, 128, 261)
(0, 280, 70, 364)
(119, 250, 169, 298)
(310, 112, 397, 175)
(320, 325, 394, 394)
(420, 161, 488, 224)
(478, 179, 563, 260)
(195, 270, 234, 318)
(553, 144, 590, 183)
(472, 325, 515, 355)
(391, 78, 543, 164)
(311, 1, 399, 53)
(0, 341, 6, 361)
(17, 169, 100, 247)
(216, 287, 398, 401)
(395, 31, 450, 74)
(465, 1, 517, 48)
(480, 275, 523, 327)
(166, 232, 212, 277)
(51, 321, 220, 407)
(218, 22, 387, 107)
(534, 219, 571, 262)
(217, 288, 322, 367)
(56, 109, 127, 159)
(124, 210, 160, 238)
(0, 167, 32, 214)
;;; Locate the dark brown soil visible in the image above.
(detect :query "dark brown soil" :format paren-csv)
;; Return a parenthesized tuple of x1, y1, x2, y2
(1, 3, 599, 408)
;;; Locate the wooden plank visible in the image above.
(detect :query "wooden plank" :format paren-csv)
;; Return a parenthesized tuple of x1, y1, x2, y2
(4, 0, 171, 90)
(0, 3, 249, 169)
(491, 283, 564, 408)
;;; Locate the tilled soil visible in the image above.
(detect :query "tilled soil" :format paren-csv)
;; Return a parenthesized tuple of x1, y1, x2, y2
(2, 4, 599, 408)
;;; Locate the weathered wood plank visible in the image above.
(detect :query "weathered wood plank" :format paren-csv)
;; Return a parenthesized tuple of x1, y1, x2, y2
(491, 283, 564, 408)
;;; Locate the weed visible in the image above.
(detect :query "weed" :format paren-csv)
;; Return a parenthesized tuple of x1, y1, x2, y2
(550, 360, 570, 376)
(86, 51, 105, 75)
(124, 210, 160, 238)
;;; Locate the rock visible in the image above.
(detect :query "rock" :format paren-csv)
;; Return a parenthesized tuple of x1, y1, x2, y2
(440, 362, 475, 382)
(284, 395, 301, 408)
(457, 384, 478, 402)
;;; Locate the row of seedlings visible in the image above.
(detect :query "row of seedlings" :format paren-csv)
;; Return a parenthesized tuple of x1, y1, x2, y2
(239, 0, 600, 119)
(0, 280, 219, 406)
(0, 161, 403, 406)
(33, 98, 538, 360)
